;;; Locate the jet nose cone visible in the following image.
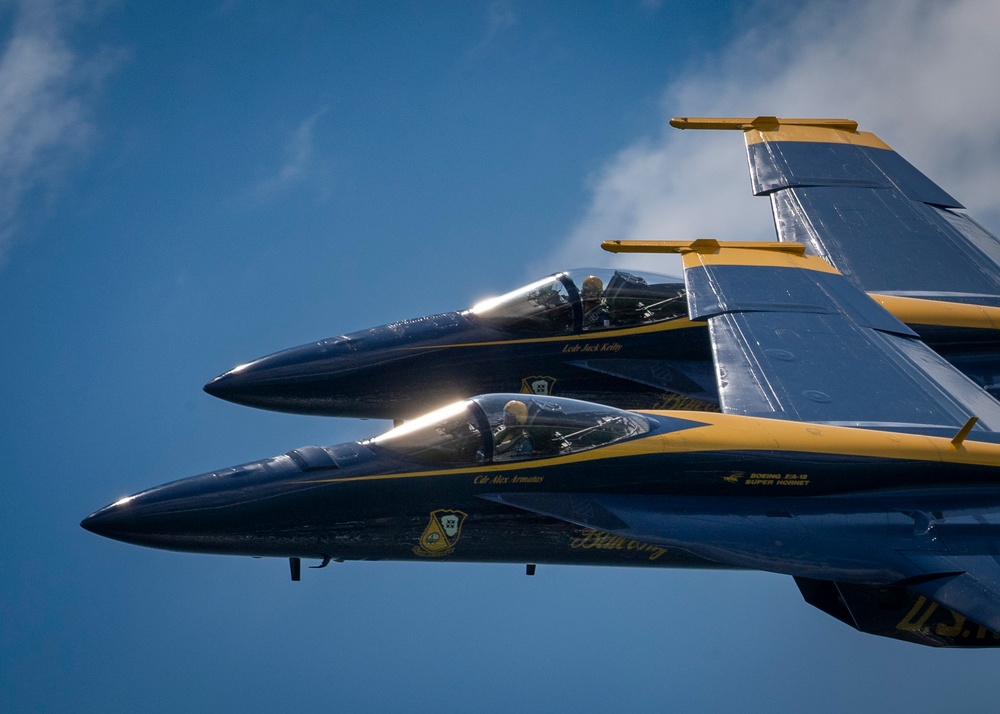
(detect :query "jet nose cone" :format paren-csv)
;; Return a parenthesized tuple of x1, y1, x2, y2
(203, 339, 359, 415)
(82, 451, 337, 555)
(202, 366, 246, 400)
(80, 497, 138, 540)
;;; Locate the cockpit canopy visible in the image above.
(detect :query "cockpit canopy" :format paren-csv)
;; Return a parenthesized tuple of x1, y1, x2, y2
(468, 268, 687, 334)
(367, 394, 651, 465)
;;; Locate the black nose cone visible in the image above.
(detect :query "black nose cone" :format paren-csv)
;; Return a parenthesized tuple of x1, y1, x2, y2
(204, 313, 470, 418)
(80, 499, 133, 539)
(80, 495, 161, 546)
(203, 339, 357, 414)
(202, 363, 253, 401)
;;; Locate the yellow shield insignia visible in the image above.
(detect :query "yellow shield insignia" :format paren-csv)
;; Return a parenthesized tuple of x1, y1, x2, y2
(520, 376, 556, 395)
(413, 509, 468, 557)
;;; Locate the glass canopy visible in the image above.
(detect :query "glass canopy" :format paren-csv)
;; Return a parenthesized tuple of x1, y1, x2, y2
(367, 394, 651, 464)
(469, 268, 687, 334)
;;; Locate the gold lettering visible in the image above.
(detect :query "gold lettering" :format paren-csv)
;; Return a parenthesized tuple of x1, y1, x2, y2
(569, 529, 602, 549)
(975, 625, 1000, 639)
(512, 475, 544, 484)
(597, 533, 621, 549)
(897, 596, 939, 632)
(569, 529, 667, 561)
(935, 611, 966, 638)
(744, 472, 810, 487)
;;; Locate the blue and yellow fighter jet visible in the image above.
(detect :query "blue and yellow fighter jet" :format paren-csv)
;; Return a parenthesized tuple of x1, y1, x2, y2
(85, 239, 1000, 648)
(203, 117, 1000, 420)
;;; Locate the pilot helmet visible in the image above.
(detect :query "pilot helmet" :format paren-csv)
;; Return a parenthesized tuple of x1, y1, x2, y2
(503, 399, 529, 426)
(582, 275, 603, 299)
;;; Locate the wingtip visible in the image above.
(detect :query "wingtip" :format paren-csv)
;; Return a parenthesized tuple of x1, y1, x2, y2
(669, 116, 859, 132)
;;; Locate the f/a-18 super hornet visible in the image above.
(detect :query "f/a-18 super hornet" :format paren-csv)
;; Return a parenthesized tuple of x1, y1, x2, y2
(85, 240, 1000, 648)
(203, 118, 1000, 421)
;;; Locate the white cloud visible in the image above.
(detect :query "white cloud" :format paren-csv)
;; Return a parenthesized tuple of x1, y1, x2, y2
(464, 1, 517, 62)
(488, 0, 517, 34)
(547, 0, 1000, 276)
(0, 0, 111, 264)
(252, 107, 329, 201)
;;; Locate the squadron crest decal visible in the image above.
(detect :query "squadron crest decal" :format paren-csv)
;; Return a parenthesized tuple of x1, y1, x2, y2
(521, 376, 556, 396)
(413, 509, 468, 557)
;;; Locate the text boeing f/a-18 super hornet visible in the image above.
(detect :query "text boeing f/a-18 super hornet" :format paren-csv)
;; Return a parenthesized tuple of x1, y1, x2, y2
(86, 240, 1000, 648)
(203, 118, 1000, 420)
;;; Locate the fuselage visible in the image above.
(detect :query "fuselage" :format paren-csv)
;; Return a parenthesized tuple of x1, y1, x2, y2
(83, 394, 1000, 580)
(203, 269, 1000, 420)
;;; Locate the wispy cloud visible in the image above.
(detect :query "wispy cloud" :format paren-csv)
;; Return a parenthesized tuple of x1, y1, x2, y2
(546, 0, 1000, 276)
(486, 1, 517, 39)
(0, 0, 112, 265)
(251, 107, 330, 202)
(464, 1, 517, 62)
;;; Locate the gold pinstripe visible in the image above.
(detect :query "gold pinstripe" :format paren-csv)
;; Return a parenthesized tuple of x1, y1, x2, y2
(398, 316, 707, 350)
(403, 293, 1000, 353)
(296, 412, 1000, 486)
(646, 411, 1000, 465)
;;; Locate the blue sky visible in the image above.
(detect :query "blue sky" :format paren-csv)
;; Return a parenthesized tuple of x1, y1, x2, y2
(4, 1, 1000, 712)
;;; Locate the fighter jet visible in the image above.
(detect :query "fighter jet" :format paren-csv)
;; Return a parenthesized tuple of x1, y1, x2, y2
(204, 118, 1000, 420)
(84, 240, 1000, 647)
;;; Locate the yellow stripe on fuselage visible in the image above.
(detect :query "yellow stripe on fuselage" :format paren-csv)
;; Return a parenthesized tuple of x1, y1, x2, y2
(405, 294, 1000, 354)
(298, 412, 1000, 487)
(399, 316, 706, 350)
(642, 410, 1000, 466)
(602, 241, 1000, 332)
(873, 294, 1000, 330)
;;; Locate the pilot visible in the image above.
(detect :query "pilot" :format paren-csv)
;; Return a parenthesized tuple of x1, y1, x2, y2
(581, 275, 611, 329)
(494, 399, 535, 458)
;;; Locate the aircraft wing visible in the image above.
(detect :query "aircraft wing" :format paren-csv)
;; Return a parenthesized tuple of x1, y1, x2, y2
(900, 552, 1000, 634)
(488, 240, 1000, 644)
(670, 116, 1000, 305)
(624, 239, 1000, 428)
(483, 489, 1000, 647)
